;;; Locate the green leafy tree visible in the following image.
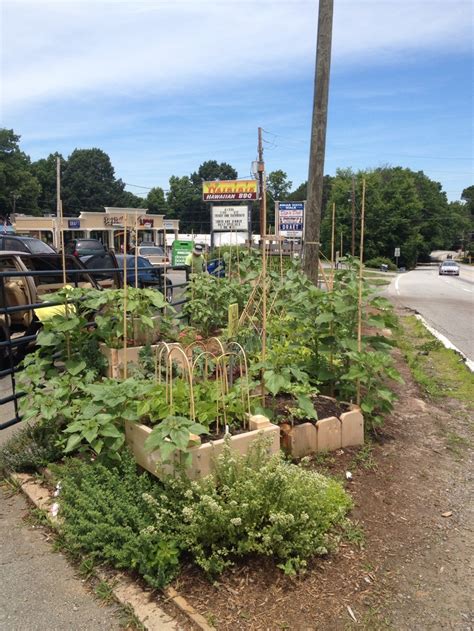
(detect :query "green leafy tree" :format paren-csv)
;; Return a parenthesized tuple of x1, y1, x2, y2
(116, 188, 145, 208)
(146, 186, 168, 215)
(62, 148, 124, 215)
(0, 129, 41, 217)
(167, 175, 200, 230)
(266, 170, 292, 231)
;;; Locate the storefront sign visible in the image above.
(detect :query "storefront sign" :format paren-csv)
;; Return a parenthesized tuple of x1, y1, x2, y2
(277, 202, 305, 238)
(203, 180, 258, 201)
(68, 219, 81, 229)
(163, 220, 175, 230)
(139, 217, 154, 228)
(104, 216, 123, 227)
(211, 205, 249, 232)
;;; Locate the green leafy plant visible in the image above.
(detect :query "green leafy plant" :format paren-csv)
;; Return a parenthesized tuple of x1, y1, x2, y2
(182, 273, 250, 338)
(144, 415, 208, 468)
(147, 437, 352, 576)
(50, 453, 180, 588)
(82, 287, 172, 348)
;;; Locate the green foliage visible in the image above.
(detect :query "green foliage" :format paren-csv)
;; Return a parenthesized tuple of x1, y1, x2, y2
(0, 418, 64, 475)
(81, 286, 170, 348)
(364, 257, 397, 271)
(147, 438, 352, 576)
(144, 415, 207, 468)
(51, 453, 180, 588)
(182, 273, 250, 337)
(0, 128, 41, 216)
(321, 167, 466, 267)
(62, 148, 125, 213)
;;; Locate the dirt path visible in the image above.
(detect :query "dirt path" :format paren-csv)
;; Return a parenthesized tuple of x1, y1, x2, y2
(173, 348, 474, 630)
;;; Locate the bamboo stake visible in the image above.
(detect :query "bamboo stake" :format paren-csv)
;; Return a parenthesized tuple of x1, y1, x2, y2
(261, 235, 267, 405)
(123, 214, 128, 378)
(356, 178, 366, 405)
(279, 237, 283, 279)
(330, 202, 336, 290)
(134, 212, 139, 288)
(340, 231, 343, 260)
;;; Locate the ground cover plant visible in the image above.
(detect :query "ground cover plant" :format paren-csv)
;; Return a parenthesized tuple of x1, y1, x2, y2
(51, 440, 352, 587)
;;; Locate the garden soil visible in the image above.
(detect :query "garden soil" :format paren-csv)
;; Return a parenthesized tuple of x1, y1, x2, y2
(173, 347, 473, 630)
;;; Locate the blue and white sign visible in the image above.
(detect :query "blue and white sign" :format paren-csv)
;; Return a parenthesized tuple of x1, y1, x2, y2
(68, 219, 80, 229)
(277, 201, 305, 238)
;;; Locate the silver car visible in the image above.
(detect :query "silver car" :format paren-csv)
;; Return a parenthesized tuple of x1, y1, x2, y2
(439, 260, 460, 276)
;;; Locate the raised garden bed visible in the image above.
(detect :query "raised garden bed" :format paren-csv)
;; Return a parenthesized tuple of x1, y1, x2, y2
(277, 395, 364, 458)
(125, 415, 280, 480)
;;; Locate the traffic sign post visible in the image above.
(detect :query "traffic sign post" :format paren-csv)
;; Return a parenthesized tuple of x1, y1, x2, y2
(394, 247, 400, 269)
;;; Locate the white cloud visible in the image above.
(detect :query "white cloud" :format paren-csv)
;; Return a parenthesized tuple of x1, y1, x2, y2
(1, 0, 472, 113)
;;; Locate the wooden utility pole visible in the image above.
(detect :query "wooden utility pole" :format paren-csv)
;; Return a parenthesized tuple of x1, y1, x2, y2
(257, 127, 266, 245)
(351, 175, 356, 256)
(303, 0, 334, 284)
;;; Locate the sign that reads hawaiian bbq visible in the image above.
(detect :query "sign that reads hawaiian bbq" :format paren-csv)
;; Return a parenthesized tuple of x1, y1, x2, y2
(203, 179, 258, 201)
(212, 206, 249, 232)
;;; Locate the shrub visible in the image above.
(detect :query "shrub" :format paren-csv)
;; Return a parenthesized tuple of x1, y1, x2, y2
(52, 452, 180, 588)
(364, 257, 397, 271)
(0, 418, 64, 475)
(148, 439, 352, 575)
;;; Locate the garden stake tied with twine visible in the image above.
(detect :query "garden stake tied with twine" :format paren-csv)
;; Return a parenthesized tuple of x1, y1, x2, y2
(356, 177, 366, 406)
(123, 214, 128, 378)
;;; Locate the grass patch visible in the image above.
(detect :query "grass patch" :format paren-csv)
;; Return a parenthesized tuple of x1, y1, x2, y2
(397, 316, 474, 407)
(444, 431, 471, 457)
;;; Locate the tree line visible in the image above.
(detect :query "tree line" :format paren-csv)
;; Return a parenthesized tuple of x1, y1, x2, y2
(1, 128, 472, 265)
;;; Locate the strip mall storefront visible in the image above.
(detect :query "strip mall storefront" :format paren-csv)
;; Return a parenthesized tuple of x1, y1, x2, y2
(12, 208, 179, 251)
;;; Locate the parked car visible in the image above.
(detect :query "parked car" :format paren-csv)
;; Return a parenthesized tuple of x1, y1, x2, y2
(439, 260, 460, 276)
(0, 235, 56, 255)
(128, 245, 169, 267)
(115, 255, 173, 301)
(0, 252, 100, 368)
(65, 238, 107, 257)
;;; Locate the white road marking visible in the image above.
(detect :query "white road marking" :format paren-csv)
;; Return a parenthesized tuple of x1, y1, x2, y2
(395, 274, 401, 295)
(415, 314, 474, 373)
(442, 277, 473, 293)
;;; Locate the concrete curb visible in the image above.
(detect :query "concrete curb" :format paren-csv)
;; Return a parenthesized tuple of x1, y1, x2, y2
(11, 473, 213, 631)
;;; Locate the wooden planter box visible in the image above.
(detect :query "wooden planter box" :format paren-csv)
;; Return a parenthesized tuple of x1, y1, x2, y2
(280, 401, 364, 459)
(125, 415, 280, 481)
(100, 341, 186, 379)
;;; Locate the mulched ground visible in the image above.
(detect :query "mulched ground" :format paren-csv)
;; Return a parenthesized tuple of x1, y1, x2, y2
(169, 346, 474, 630)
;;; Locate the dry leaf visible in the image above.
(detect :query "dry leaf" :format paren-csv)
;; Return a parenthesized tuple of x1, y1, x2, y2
(441, 511, 453, 518)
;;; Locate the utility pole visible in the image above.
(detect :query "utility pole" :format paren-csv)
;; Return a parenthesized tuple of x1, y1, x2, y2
(351, 175, 356, 256)
(257, 127, 266, 246)
(303, 0, 334, 284)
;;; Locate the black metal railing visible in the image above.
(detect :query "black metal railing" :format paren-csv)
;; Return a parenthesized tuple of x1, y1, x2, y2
(0, 265, 189, 431)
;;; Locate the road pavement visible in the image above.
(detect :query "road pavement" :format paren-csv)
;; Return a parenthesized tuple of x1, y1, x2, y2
(386, 263, 474, 362)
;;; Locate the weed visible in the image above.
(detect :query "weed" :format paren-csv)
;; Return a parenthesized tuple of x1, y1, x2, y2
(94, 579, 115, 604)
(118, 604, 146, 630)
(445, 431, 471, 458)
(205, 613, 218, 627)
(78, 556, 96, 579)
(351, 443, 378, 471)
(343, 520, 365, 549)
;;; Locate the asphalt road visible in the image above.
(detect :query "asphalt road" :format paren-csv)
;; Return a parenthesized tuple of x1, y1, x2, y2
(386, 263, 474, 362)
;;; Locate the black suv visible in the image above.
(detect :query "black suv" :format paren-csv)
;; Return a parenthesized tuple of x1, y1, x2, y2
(65, 238, 107, 257)
(0, 235, 56, 255)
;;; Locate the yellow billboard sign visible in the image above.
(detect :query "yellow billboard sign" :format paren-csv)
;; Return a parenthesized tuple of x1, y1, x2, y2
(202, 179, 258, 201)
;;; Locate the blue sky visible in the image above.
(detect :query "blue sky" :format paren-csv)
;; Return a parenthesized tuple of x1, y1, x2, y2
(1, 0, 473, 202)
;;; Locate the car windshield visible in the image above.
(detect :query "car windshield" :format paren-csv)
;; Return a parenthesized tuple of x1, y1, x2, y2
(442, 261, 458, 266)
(24, 239, 55, 254)
(115, 255, 151, 269)
(139, 247, 164, 256)
(76, 240, 105, 251)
